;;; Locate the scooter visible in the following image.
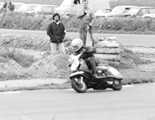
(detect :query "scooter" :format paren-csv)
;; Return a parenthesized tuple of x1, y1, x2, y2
(69, 52, 123, 93)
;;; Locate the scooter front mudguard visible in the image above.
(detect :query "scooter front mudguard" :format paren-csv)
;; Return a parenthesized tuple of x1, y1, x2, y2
(70, 71, 92, 80)
(70, 71, 85, 78)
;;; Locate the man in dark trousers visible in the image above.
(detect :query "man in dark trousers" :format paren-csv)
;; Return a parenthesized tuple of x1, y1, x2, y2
(47, 13, 66, 54)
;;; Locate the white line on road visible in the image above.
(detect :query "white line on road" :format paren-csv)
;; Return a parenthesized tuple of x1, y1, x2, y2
(123, 85, 134, 88)
(0, 85, 135, 94)
(21, 116, 33, 120)
(0, 91, 21, 95)
(65, 85, 134, 91)
(65, 89, 73, 91)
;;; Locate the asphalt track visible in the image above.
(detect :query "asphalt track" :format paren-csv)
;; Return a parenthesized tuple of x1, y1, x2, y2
(0, 84, 154, 120)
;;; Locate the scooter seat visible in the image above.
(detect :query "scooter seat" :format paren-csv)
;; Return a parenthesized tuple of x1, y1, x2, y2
(96, 65, 108, 71)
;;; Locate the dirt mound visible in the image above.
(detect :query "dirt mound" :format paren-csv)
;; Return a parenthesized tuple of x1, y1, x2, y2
(0, 47, 45, 67)
(0, 59, 26, 80)
(27, 54, 70, 79)
(119, 48, 145, 69)
(0, 48, 70, 80)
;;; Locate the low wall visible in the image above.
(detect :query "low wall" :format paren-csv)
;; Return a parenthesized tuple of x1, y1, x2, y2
(95, 37, 121, 67)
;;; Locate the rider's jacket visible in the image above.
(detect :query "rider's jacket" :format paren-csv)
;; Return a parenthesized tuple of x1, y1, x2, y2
(75, 47, 95, 60)
(75, 47, 96, 73)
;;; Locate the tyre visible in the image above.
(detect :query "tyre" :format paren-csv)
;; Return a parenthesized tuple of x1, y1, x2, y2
(71, 76, 87, 93)
(112, 79, 122, 91)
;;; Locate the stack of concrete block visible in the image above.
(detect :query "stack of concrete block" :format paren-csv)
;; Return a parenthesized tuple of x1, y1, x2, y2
(94, 37, 121, 67)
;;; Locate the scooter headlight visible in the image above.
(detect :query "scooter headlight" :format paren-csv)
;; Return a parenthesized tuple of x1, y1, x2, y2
(97, 70, 102, 74)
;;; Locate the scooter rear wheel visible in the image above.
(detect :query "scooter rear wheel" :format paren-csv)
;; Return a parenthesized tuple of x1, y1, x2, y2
(112, 79, 122, 91)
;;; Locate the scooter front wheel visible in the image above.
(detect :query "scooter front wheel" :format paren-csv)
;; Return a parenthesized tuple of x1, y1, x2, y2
(71, 76, 87, 93)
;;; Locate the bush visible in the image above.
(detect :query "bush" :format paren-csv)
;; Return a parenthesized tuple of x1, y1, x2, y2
(110, 0, 155, 9)
(0, 12, 155, 33)
(148, 19, 155, 31)
(0, 13, 49, 30)
(93, 18, 123, 31)
(92, 17, 152, 32)
(122, 18, 149, 31)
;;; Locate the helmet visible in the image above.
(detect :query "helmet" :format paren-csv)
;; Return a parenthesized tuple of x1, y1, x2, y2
(71, 38, 83, 52)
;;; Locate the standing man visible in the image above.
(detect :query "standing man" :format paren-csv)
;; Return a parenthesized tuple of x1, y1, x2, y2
(47, 13, 66, 54)
(79, 13, 95, 47)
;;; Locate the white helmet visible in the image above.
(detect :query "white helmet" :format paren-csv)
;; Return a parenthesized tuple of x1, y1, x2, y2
(71, 38, 83, 52)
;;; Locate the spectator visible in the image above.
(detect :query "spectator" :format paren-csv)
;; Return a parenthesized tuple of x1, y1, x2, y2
(47, 13, 66, 54)
(8, 1, 15, 11)
(1, 1, 8, 12)
(79, 13, 95, 46)
(2, 1, 7, 9)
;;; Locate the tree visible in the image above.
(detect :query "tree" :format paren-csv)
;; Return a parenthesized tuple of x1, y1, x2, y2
(109, 0, 155, 9)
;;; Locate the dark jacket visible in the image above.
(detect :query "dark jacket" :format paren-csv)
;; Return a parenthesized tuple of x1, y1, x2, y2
(80, 47, 95, 59)
(79, 47, 96, 73)
(47, 21, 65, 43)
(75, 47, 95, 59)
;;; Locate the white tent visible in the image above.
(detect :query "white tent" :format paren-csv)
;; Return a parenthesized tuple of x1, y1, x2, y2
(55, 0, 85, 16)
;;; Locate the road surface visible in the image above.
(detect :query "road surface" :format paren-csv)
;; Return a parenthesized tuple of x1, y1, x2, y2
(0, 84, 155, 120)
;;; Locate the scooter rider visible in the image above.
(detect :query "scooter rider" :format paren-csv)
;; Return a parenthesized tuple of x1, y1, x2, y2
(71, 38, 97, 75)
